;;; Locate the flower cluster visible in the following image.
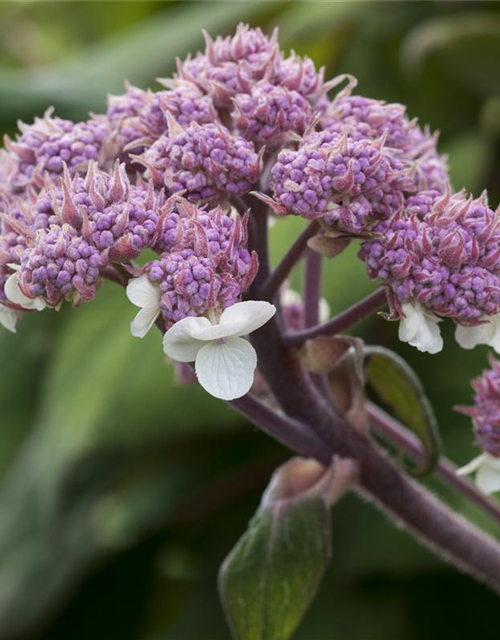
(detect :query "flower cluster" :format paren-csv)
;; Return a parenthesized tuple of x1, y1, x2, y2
(457, 355, 500, 494)
(322, 79, 449, 194)
(0, 22, 486, 404)
(3, 110, 110, 193)
(359, 189, 500, 353)
(269, 129, 414, 234)
(127, 196, 258, 332)
(143, 121, 263, 202)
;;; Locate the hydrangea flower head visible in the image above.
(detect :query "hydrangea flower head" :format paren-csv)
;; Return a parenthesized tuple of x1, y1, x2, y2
(178, 24, 280, 106)
(127, 197, 258, 332)
(360, 188, 500, 353)
(143, 120, 263, 202)
(13, 222, 104, 308)
(232, 82, 313, 147)
(4, 110, 110, 192)
(142, 80, 216, 136)
(322, 80, 449, 194)
(269, 129, 413, 234)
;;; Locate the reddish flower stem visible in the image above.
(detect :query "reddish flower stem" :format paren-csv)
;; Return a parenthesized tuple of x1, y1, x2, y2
(368, 402, 500, 525)
(258, 220, 320, 302)
(284, 287, 387, 346)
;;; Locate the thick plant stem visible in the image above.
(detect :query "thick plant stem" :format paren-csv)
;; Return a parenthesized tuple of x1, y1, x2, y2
(368, 402, 500, 525)
(245, 209, 500, 592)
(285, 287, 387, 346)
(304, 249, 323, 328)
(259, 220, 320, 302)
(249, 317, 500, 592)
(231, 394, 328, 463)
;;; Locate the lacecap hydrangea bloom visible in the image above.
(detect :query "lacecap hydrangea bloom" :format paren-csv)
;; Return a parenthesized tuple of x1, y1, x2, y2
(359, 188, 500, 354)
(0, 22, 489, 402)
(457, 355, 500, 494)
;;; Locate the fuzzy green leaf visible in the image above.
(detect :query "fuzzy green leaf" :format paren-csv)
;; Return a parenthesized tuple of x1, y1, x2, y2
(365, 346, 441, 476)
(219, 457, 357, 640)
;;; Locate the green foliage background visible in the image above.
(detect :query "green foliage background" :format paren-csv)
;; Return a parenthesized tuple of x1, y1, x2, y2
(0, 1, 500, 639)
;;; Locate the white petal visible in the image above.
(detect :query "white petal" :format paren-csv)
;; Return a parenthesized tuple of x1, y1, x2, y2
(455, 322, 494, 350)
(130, 303, 160, 338)
(194, 336, 257, 400)
(280, 288, 302, 307)
(319, 297, 331, 323)
(476, 457, 500, 495)
(398, 301, 443, 354)
(486, 316, 500, 354)
(163, 316, 213, 362)
(456, 453, 486, 476)
(0, 304, 19, 333)
(219, 300, 276, 337)
(126, 275, 160, 309)
(5, 274, 46, 311)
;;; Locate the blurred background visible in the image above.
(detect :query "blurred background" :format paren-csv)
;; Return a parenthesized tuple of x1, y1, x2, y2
(0, 1, 500, 639)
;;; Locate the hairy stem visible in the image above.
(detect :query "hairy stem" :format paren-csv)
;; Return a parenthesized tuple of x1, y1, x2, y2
(368, 402, 500, 525)
(259, 220, 320, 302)
(231, 394, 328, 462)
(284, 287, 387, 346)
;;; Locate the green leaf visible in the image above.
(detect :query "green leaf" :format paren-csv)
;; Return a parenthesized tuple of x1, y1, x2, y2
(401, 13, 500, 97)
(219, 458, 356, 640)
(364, 346, 441, 476)
(0, 0, 270, 121)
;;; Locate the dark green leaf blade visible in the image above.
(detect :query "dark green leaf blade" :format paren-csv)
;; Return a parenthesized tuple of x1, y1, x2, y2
(219, 458, 355, 640)
(364, 346, 441, 476)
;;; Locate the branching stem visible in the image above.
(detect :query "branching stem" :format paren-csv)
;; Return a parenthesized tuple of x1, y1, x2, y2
(284, 287, 387, 346)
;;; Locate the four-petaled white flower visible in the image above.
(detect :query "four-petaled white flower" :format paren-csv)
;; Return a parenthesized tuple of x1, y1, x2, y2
(163, 301, 276, 401)
(4, 273, 46, 312)
(455, 316, 500, 354)
(457, 453, 500, 495)
(398, 300, 443, 354)
(126, 274, 161, 338)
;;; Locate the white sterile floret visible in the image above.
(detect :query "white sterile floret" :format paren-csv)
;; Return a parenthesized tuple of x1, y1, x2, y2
(398, 301, 443, 354)
(455, 316, 500, 353)
(126, 274, 162, 338)
(0, 303, 20, 333)
(163, 300, 276, 401)
(457, 453, 500, 495)
(280, 286, 330, 322)
(4, 273, 46, 312)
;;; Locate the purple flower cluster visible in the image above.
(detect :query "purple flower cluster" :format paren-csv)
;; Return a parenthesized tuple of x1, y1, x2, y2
(459, 355, 500, 457)
(142, 80, 215, 135)
(144, 121, 263, 202)
(270, 129, 414, 234)
(322, 84, 449, 194)
(18, 223, 104, 307)
(4, 111, 110, 193)
(144, 196, 258, 327)
(360, 189, 500, 324)
(232, 82, 313, 146)
(0, 22, 459, 338)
